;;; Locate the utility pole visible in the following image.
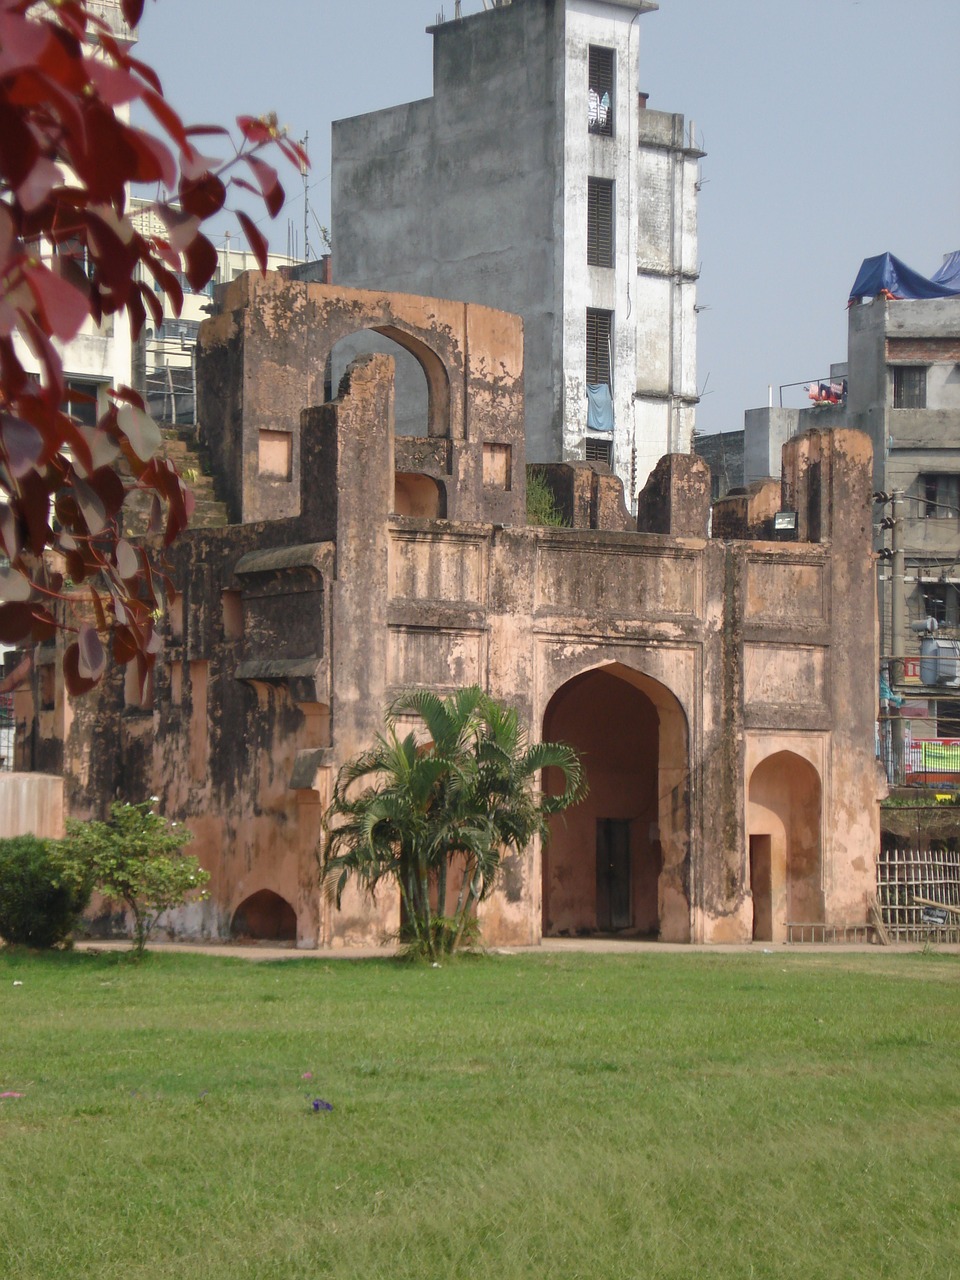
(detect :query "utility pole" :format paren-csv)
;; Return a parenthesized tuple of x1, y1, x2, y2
(890, 488, 905, 783)
(301, 131, 310, 263)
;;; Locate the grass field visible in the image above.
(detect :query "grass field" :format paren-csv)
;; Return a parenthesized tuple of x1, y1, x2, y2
(1, 947, 958, 1280)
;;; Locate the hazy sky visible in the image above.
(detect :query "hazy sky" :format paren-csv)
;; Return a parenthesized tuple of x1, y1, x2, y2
(135, 0, 959, 435)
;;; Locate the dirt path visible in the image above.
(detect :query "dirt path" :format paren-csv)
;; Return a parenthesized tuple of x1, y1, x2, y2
(75, 937, 960, 962)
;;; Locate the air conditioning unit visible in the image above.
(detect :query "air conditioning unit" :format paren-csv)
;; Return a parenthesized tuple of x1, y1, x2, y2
(920, 636, 960, 687)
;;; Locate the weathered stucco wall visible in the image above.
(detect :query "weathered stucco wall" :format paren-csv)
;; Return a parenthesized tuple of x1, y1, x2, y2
(0, 773, 64, 839)
(20, 280, 881, 949)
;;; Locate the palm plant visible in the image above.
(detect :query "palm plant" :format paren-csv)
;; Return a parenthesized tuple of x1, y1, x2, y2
(321, 687, 584, 958)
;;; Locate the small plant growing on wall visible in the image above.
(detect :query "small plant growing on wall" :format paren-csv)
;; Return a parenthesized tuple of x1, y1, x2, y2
(525, 468, 569, 527)
(321, 687, 584, 960)
(62, 801, 209, 955)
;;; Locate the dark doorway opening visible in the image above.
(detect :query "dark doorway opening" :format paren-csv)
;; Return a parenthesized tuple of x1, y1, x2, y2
(750, 834, 773, 941)
(596, 818, 632, 930)
(231, 890, 297, 942)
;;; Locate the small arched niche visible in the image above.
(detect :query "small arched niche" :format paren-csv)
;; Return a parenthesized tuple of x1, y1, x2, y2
(231, 890, 297, 942)
(394, 472, 446, 518)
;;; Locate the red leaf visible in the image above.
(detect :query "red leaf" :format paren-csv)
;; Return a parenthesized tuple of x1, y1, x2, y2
(143, 89, 189, 152)
(0, 97, 40, 188)
(138, 279, 163, 329)
(0, 567, 31, 603)
(24, 261, 90, 342)
(85, 56, 143, 107)
(184, 234, 218, 293)
(113, 624, 139, 664)
(121, 3, 147, 38)
(72, 474, 107, 535)
(0, 502, 19, 560)
(115, 539, 139, 580)
(236, 211, 269, 275)
(117, 403, 160, 462)
(244, 154, 284, 219)
(89, 586, 107, 632)
(30, 606, 57, 644)
(179, 171, 227, 220)
(157, 203, 201, 254)
(126, 127, 177, 189)
(86, 465, 126, 519)
(0, 414, 44, 479)
(63, 641, 99, 696)
(17, 315, 64, 399)
(122, 53, 161, 97)
(144, 256, 184, 315)
(237, 114, 276, 145)
(77, 622, 106, 681)
(0, 602, 35, 643)
(16, 156, 61, 213)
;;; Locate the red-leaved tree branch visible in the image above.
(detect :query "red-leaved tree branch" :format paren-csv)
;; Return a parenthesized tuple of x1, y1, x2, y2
(0, 0, 306, 693)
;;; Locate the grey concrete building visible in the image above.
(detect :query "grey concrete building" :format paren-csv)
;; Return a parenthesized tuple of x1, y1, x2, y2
(331, 0, 702, 504)
(743, 279, 960, 755)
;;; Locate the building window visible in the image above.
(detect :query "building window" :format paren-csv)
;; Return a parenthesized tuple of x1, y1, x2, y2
(585, 437, 612, 467)
(586, 308, 613, 386)
(587, 178, 614, 268)
(64, 379, 101, 428)
(920, 474, 960, 519)
(588, 46, 614, 136)
(921, 583, 958, 626)
(893, 366, 926, 409)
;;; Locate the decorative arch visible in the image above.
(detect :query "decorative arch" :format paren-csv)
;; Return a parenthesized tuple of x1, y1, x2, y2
(230, 889, 297, 942)
(321, 322, 452, 440)
(747, 751, 823, 942)
(541, 661, 690, 941)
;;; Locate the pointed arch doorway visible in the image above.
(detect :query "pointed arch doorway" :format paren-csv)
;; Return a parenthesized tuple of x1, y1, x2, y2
(541, 662, 690, 941)
(747, 751, 823, 942)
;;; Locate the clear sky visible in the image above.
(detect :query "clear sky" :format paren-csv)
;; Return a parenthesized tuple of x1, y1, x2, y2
(134, 0, 959, 436)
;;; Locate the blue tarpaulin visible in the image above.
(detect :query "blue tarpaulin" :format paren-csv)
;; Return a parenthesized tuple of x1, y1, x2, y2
(932, 250, 960, 290)
(849, 252, 960, 302)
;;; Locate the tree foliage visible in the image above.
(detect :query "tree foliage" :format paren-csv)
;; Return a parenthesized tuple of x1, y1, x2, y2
(321, 687, 585, 959)
(0, 0, 305, 693)
(0, 833, 92, 947)
(61, 798, 209, 953)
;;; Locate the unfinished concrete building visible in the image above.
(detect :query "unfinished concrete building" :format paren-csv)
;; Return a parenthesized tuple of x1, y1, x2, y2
(11, 274, 881, 947)
(331, 0, 702, 502)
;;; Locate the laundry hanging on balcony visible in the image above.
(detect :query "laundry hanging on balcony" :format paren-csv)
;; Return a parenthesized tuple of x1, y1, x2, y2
(586, 382, 614, 432)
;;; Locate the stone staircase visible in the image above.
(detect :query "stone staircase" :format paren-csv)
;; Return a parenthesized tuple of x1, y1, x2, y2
(156, 426, 229, 529)
(123, 424, 229, 537)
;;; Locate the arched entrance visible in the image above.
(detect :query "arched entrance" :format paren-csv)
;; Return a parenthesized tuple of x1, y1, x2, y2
(327, 327, 446, 438)
(747, 752, 823, 942)
(231, 890, 297, 942)
(541, 663, 690, 941)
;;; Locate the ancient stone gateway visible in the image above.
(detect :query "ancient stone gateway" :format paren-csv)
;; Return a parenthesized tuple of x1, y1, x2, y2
(542, 663, 689, 942)
(13, 275, 883, 947)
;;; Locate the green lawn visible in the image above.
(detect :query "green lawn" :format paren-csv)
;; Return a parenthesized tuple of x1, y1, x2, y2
(1, 948, 958, 1280)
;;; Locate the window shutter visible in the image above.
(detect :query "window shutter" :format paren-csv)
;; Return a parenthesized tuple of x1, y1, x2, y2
(587, 178, 614, 268)
(586, 309, 613, 386)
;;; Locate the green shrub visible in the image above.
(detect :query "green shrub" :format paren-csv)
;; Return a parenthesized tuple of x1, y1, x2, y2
(62, 800, 209, 955)
(0, 835, 92, 948)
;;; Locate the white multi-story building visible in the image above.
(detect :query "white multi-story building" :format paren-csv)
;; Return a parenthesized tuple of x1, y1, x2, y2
(132, 198, 304, 424)
(331, 0, 702, 500)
